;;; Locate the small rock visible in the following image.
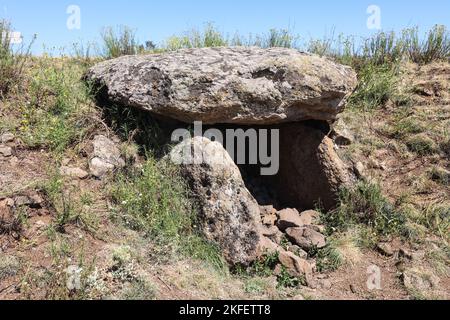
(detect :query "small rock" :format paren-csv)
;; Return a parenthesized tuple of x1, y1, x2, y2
(298, 210, 320, 226)
(14, 196, 32, 207)
(0, 145, 12, 157)
(273, 264, 283, 276)
(395, 260, 407, 272)
(14, 193, 43, 208)
(402, 270, 440, 292)
(319, 279, 332, 290)
(354, 161, 365, 178)
(260, 225, 279, 237)
(89, 135, 125, 179)
(278, 251, 313, 277)
(369, 159, 386, 171)
(285, 227, 326, 251)
(331, 120, 354, 146)
(61, 158, 71, 166)
(277, 209, 320, 232)
(9, 156, 19, 165)
(30, 193, 44, 205)
(305, 273, 318, 289)
(307, 224, 326, 233)
(258, 236, 282, 256)
(89, 157, 115, 178)
(287, 245, 308, 259)
(377, 242, 395, 256)
(60, 166, 89, 179)
(259, 225, 284, 244)
(262, 214, 277, 226)
(399, 248, 425, 261)
(260, 206, 278, 226)
(1, 198, 15, 207)
(260, 205, 277, 216)
(1, 133, 15, 144)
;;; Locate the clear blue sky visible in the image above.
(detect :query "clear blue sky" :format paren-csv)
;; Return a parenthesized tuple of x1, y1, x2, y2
(1, 0, 449, 54)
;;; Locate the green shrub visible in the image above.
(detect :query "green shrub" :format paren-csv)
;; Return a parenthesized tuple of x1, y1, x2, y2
(403, 25, 450, 64)
(276, 267, 306, 288)
(164, 23, 226, 51)
(0, 20, 34, 96)
(19, 58, 95, 153)
(164, 23, 297, 51)
(363, 31, 403, 65)
(42, 171, 99, 234)
(348, 64, 399, 110)
(110, 156, 226, 270)
(315, 241, 344, 272)
(101, 26, 139, 58)
(111, 157, 192, 237)
(325, 182, 407, 239)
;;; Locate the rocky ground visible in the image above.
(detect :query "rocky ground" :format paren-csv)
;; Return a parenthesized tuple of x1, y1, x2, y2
(0, 53, 448, 300)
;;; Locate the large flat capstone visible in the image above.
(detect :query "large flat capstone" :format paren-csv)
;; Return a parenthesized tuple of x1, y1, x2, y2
(85, 47, 357, 125)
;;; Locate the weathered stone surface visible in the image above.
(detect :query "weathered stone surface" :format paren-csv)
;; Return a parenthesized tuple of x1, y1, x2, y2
(170, 136, 261, 265)
(260, 205, 278, 226)
(60, 166, 89, 179)
(0, 145, 12, 157)
(399, 248, 425, 261)
(377, 242, 395, 257)
(287, 245, 308, 259)
(330, 118, 354, 146)
(278, 208, 321, 231)
(13, 193, 43, 208)
(299, 210, 321, 226)
(86, 47, 357, 125)
(277, 208, 303, 231)
(269, 122, 354, 210)
(259, 224, 284, 244)
(1, 133, 14, 144)
(285, 227, 326, 251)
(278, 251, 314, 276)
(257, 236, 282, 256)
(89, 135, 125, 178)
(402, 269, 440, 292)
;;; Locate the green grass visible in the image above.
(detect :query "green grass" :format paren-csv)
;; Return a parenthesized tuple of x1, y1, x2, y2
(120, 279, 157, 300)
(101, 25, 140, 59)
(17, 57, 97, 154)
(322, 180, 449, 248)
(0, 254, 20, 281)
(0, 20, 34, 96)
(347, 63, 403, 111)
(405, 134, 438, 156)
(276, 267, 306, 289)
(110, 156, 226, 271)
(403, 25, 450, 64)
(315, 240, 344, 272)
(387, 116, 424, 139)
(323, 181, 408, 245)
(243, 277, 271, 295)
(41, 170, 99, 234)
(163, 23, 298, 51)
(429, 167, 450, 186)
(418, 204, 450, 242)
(159, 23, 449, 67)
